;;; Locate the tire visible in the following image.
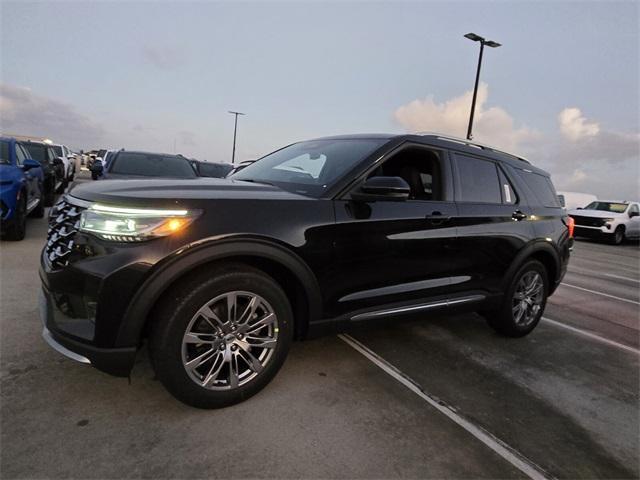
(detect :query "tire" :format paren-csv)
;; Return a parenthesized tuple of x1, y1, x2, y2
(56, 178, 68, 194)
(91, 172, 98, 180)
(149, 263, 294, 409)
(44, 180, 56, 207)
(3, 195, 27, 241)
(610, 226, 625, 245)
(29, 184, 45, 218)
(483, 260, 548, 337)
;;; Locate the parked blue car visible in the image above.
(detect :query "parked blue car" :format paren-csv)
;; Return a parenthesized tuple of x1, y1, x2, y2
(0, 137, 45, 240)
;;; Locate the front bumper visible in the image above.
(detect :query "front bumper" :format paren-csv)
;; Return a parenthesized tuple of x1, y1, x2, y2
(574, 225, 612, 239)
(39, 289, 137, 376)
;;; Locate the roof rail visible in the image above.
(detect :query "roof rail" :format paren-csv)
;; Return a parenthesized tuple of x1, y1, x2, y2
(416, 132, 531, 164)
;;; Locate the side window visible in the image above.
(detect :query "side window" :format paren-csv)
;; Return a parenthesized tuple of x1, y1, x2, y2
(15, 144, 27, 166)
(517, 169, 561, 208)
(454, 154, 502, 204)
(368, 146, 444, 201)
(497, 166, 518, 205)
(629, 204, 639, 216)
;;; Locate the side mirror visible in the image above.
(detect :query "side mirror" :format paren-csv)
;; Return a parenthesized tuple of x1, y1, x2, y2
(629, 211, 639, 218)
(576, 207, 583, 210)
(52, 157, 64, 166)
(22, 159, 41, 170)
(351, 176, 410, 202)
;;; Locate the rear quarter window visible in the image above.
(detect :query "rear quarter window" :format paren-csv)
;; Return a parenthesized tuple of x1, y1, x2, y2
(517, 169, 561, 208)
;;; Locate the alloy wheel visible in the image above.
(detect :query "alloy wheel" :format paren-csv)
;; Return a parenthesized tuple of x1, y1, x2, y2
(181, 291, 279, 390)
(512, 271, 544, 327)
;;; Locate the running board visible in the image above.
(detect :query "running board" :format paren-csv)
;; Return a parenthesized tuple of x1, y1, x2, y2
(350, 295, 485, 322)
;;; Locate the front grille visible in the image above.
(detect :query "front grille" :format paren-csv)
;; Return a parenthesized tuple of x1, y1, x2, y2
(570, 215, 605, 227)
(46, 198, 86, 269)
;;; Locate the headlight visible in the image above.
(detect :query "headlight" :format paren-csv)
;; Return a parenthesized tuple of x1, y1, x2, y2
(602, 218, 615, 223)
(79, 203, 200, 241)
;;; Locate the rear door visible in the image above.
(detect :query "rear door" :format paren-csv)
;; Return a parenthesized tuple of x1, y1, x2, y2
(448, 153, 534, 299)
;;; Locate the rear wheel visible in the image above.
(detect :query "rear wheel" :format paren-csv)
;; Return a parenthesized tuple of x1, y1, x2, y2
(149, 264, 293, 408)
(483, 260, 548, 337)
(4, 195, 27, 241)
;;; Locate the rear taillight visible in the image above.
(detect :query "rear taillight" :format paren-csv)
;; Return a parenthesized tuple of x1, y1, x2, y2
(566, 216, 575, 238)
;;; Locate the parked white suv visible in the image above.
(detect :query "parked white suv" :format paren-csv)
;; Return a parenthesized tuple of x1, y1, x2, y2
(569, 200, 640, 244)
(50, 143, 75, 183)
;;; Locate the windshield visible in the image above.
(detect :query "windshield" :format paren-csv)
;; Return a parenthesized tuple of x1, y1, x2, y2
(584, 201, 628, 213)
(0, 141, 9, 165)
(22, 143, 47, 164)
(109, 152, 198, 178)
(232, 139, 387, 197)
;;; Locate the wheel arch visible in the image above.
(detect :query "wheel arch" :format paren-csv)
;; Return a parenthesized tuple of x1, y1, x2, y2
(501, 241, 560, 296)
(116, 237, 322, 347)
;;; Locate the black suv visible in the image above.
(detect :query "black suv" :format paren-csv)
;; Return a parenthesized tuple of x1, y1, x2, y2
(21, 140, 65, 206)
(39, 134, 572, 408)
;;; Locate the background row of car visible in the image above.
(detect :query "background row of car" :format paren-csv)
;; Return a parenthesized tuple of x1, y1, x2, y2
(87, 149, 253, 180)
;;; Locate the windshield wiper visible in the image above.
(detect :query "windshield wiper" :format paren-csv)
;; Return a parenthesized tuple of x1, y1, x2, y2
(237, 178, 274, 186)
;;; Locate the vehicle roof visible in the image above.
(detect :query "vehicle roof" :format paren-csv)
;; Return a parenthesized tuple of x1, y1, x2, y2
(307, 132, 547, 174)
(0, 136, 17, 143)
(113, 150, 187, 157)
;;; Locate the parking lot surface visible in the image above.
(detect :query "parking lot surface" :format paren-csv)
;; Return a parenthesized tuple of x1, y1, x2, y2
(1, 176, 638, 478)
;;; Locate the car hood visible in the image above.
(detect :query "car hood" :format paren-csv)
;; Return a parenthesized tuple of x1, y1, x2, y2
(568, 209, 625, 218)
(69, 177, 312, 207)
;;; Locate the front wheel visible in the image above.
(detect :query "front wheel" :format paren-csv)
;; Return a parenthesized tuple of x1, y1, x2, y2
(610, 226, 625, 245)
(149, 264, 293, 408)
(3, 195, 27, 241)
(483, 260, 548, 337)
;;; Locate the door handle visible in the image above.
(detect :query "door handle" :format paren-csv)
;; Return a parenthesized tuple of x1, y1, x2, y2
(426, 211, 451, 225)
(512, 210, 528, 221)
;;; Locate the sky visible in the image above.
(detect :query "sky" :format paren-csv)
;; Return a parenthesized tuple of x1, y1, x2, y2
(1, 0, 638, 199)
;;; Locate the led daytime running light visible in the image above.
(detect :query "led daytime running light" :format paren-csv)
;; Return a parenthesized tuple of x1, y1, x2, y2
(90, 204, 189, 216)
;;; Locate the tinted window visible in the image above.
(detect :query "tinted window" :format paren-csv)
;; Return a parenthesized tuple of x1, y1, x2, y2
(369, 146, 444, 201)
(233, 139, 387, 197)
(518, 170, 561, 207)
(197, 162, 233, 178)
(629, 204, 639, 215)
(0, 141, 9, 165)
(109, 152, 197, 178)
(51, 146, 63, 157)
(22, 143, 47, 164)
(455, 154, 501, 203)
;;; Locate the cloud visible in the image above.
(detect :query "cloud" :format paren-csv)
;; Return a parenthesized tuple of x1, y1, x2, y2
(394, 83, 537, 152)
(141, 45, 186, 70)
(558, 108, 600, 141)
(393, 86, 639, 200)
(0, 84, 104, 148)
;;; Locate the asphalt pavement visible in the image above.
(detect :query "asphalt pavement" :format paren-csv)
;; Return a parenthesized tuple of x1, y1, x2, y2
(1, 176, 638, 479)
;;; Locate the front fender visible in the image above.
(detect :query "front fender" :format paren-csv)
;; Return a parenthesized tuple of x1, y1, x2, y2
(115, 236, 323, 347)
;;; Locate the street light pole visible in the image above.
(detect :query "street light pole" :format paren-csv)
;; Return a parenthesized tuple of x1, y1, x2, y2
(464, 33, 501, 141)
(228, 110, 245, 164)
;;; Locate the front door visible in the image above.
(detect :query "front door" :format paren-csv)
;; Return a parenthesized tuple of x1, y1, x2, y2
(325, 144, 458, 320)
